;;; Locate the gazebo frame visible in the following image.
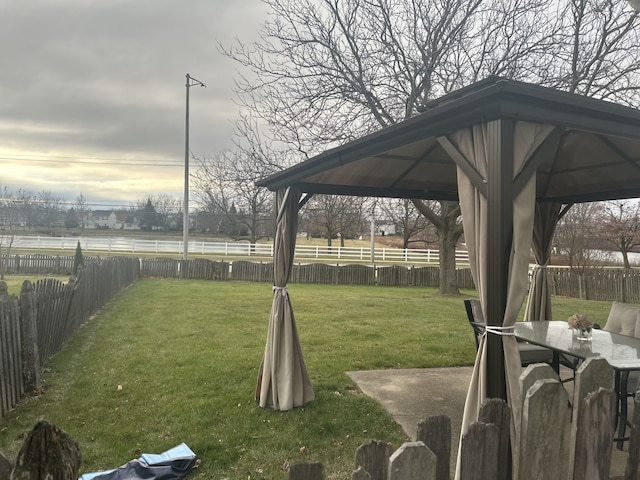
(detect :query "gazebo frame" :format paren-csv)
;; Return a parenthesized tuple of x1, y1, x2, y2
(255, 76, 640, 474)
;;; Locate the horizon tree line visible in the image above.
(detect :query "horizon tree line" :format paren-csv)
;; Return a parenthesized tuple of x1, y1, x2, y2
(1, 181, 639, 272)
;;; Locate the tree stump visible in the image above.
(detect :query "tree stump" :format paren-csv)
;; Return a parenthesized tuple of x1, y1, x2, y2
(11, 421, 81, 480)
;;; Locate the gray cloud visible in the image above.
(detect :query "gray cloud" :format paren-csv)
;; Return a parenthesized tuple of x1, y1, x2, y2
(0, 0, 268, 205)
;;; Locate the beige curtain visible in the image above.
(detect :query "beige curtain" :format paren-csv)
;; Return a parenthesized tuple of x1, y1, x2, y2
(256, 187, 315, 410)
(453, 121, 553, 478)
(524, 203, 563, 321)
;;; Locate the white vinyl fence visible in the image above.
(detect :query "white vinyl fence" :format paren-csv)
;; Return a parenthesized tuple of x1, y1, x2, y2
(4, 235, 469, 265)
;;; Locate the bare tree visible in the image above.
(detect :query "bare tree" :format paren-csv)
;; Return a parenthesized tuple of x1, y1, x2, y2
(224, 0, 553, 293)
(554, 202, 605, 274)
(192, 150, 275, 243)
(545, 0, 640, 104)
(599, 200, 640, 268)
(377, 198, 431, 249)
(0, 186, 23, 279)
(75, 193, 89, 231)
(302, 195, 367, 247)
(36, 190, 63, 235)
(413, 200, 465, 293)
(15, 189, 36, 231)
(225, 0, 640, 293)
(193, 113, 297, 242)
(137, 194, 182, 230)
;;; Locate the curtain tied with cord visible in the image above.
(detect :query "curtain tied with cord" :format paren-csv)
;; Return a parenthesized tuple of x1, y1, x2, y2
(256, 187, 315, 411)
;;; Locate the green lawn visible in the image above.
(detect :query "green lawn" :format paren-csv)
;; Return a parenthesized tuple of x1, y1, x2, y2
(0, 280, 615, 479)
(2, 275, 70, 295)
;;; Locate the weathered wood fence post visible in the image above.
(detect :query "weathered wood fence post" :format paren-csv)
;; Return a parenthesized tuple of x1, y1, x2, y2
(416, 415, 450, 480)
(459, 421, 500, 479)
(458, 397, 510, 480)
(624, 392, 640, 480)
(519, 378, 570, 480)
(571, 358, 615, 480)
(478, 398, 510, 480)
(355, 440, 390, 480)
(19, 280, 41, 395)
(388, 442, 435, 480)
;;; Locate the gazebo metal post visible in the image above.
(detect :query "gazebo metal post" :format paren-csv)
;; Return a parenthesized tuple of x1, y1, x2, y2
(485, 119, 515, 400)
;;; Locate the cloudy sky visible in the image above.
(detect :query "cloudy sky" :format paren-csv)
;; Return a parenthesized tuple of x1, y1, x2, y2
(1, 0, 269, 209)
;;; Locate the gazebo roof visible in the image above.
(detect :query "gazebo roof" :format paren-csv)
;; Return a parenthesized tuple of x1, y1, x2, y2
(257, 76, 640, 204)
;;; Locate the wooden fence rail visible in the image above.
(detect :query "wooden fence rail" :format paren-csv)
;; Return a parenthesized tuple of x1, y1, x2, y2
(0, 257, 139, 420)
(289, 358, 639, 480)
(550, 268, 640, 303)
(141, 258, 477, 288)
(3, 254, 640, 300)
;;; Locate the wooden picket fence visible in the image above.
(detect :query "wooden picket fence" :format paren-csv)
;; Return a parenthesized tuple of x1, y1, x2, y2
(289, 358, 640, 480)
(140, 257, 230, 280)
(3, 254, 640, 297)
(0, 257, 139, 420)
(550, 268, 640, 303)
(1, 254, 82, 275)
(140, 257, 477, 288)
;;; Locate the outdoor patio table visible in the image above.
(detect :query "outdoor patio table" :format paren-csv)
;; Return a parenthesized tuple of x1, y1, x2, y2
(513, 321, 640, 449)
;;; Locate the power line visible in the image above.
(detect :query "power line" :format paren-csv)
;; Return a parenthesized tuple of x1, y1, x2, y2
(0, 157, 182, 167)
(0, 153, 183, 167)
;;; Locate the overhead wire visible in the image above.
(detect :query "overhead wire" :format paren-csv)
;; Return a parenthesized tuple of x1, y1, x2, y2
(0, 152, 182, 167)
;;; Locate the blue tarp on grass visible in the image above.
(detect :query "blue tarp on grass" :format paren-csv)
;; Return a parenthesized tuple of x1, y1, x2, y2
(79, 443, 196, 480)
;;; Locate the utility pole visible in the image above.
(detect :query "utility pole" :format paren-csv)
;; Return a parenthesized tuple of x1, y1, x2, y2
(183, 73, 206, 261)
(370, 201, 376, 264)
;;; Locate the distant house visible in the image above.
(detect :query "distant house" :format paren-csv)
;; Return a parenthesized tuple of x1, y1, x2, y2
(375, 220, 396, 236)
(87, 210, 119, 229)
(84, 210, 140, 230)
(117, 212, 140, 230)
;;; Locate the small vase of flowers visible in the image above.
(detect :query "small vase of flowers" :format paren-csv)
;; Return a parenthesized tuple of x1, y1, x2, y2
(568, 314, 593, 341)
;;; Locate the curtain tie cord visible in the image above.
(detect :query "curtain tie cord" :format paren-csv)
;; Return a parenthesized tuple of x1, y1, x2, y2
(484, 325, 515, 336)
(273, 286, 288, 292)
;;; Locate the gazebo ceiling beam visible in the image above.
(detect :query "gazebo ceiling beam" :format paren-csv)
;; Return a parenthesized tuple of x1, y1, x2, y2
(387, 143, 440, 190)
(514, 127, 565, 198)
(597, 134, 640, 172)
(437, 135, 488, 197)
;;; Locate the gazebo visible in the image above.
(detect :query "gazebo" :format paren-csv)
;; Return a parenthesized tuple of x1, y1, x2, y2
(255, 77, 640, 473)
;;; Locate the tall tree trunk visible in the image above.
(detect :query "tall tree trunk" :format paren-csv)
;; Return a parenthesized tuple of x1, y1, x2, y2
(622, 247, 631, 269)
(412, 200, 464, 295)
(437, 202, 463, 295)
(439, 220, 460, 295)
(403, 226, 411, 249)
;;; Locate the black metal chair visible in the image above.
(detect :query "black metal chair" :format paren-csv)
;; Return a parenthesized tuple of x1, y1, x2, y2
(464, 299, 554, 366)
